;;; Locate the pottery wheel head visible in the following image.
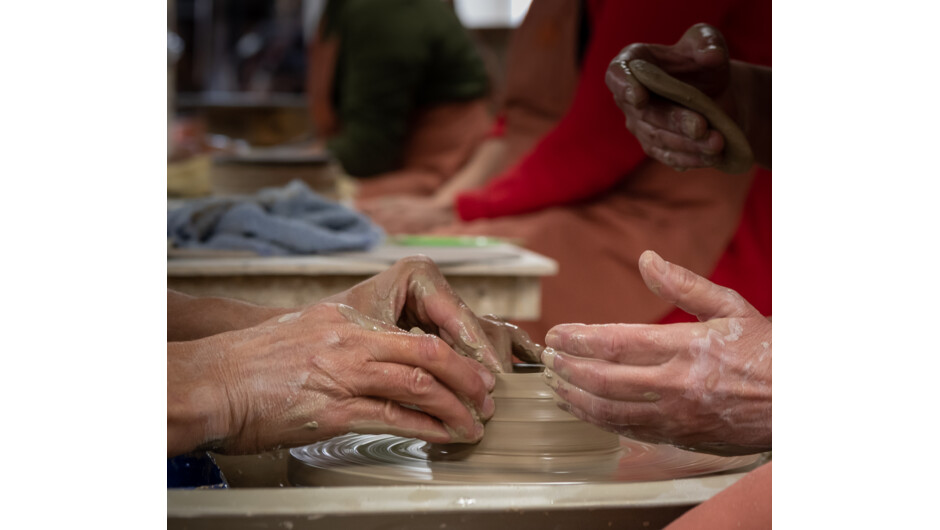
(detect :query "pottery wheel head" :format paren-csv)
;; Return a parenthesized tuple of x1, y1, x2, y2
(288, 372, 764, 485)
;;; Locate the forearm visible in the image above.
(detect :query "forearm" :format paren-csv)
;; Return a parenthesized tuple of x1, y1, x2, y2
(731, 61, 771, 170)
(433, 138, 507, 207)
(167, 290, 289, 342)
(167, 336, 233, 457)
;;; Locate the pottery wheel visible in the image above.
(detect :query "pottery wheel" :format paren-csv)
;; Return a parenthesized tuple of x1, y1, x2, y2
(289, 372, 764, 486)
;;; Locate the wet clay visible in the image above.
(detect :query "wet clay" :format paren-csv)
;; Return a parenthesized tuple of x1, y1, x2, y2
(288, 372, 763, 485)
(626, 59, 754, 174)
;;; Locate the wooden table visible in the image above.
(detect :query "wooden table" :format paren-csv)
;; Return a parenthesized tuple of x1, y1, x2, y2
(167, 244, 558, 321)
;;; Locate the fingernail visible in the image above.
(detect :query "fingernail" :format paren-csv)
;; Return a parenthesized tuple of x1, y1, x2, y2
(482, 394, 495, 417)
(479, 369, 496, 390)
(545, 328, 562, 347)
(541, 368, 558, 389)
(648, 251, 667, 274)
(541, 347, 557, 369)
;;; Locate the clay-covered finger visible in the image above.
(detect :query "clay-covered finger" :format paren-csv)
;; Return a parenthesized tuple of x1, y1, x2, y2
(634, 99, 711, 141)
(343, 397, 481, 444)
(632, 118, 724, 169)
(638, 250, 760, 321)
(627, 59, 752, 173)
(365, 330, 494, 413)
(478, 314, 544, 365)
(541, 349, 669, 402)
(606, 44, 657, 108)
(543, 369, 660, 426)
(545, 322, 701, 366)
(356, 362, 490, 439)
(401, 257, 504, 373)
(648, 145, 719, 171)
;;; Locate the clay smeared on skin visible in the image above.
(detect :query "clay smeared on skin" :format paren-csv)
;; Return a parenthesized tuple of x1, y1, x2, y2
(409, 325, 487, 441)
(330, 307, 488, 443)
(278, 312, 302, 323)
(479, 315, 545, 370)
(405, 270, 504, 373)
(335, 304, 393, 333)
(685, 318, 746, 404)
(626, 59, 754, 174)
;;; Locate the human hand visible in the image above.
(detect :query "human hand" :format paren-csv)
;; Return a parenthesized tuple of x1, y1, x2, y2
(605, 24, 745, 172)
(477, 314, 544, 365)
(357, 195, 456, 234)
(540, 250, 771, 456)
(168, 296, 497, 456)
(323, 256, 510, 372)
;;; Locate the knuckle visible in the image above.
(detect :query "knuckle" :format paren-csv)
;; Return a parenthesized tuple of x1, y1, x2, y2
(723, 286, 746, 305)
(380, 399, 401, 425)
(408, 366, 435, 396)
(581, 363, 612, 398)
(398, 254, 437, 270)
(600, 330, 625, 358)
(672, 267, 700, 298)
(669, 108, 685, 128)
(629, 327, 658, 354)
(660, 150, 674, 166)
(416, 334, 448, 366)
(624, 43, 646, 57)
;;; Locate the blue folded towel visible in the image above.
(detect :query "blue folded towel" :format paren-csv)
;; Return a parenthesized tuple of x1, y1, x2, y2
(168, 180, 384, 255)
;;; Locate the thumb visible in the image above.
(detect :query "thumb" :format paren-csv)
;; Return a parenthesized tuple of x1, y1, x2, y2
(638, 250, 759, 322)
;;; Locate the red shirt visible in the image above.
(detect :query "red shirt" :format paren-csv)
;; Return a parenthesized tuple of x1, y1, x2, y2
(458, 0, 770, 219)
(457, 0, 773, 319)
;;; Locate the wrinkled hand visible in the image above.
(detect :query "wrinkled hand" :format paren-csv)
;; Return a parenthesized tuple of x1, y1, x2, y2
(605, 23, 736, 171)
(323, 256, 510, 372)
(541, 250, 771, 456)
(357, 195, 456, 234)
(168, 256, 512, 457)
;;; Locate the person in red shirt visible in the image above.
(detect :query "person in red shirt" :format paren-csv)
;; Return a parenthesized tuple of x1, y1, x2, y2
(543, 24, 773, 529)
(361, 0, 771, 341)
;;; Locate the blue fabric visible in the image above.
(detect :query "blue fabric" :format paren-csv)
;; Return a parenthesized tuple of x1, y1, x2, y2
(168, 180, 384, 256)
(167, 453, 227, 489)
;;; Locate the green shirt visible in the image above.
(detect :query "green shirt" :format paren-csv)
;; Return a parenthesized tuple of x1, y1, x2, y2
(322, 0, 490, 177)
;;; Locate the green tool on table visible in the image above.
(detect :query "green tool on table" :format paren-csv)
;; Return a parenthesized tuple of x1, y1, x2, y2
(391, 235, 518, 247)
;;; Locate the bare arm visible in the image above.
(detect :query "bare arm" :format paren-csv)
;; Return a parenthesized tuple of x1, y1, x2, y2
(357, 138, 507, 234)
(168, 258, 552, 457)
(432, 137, 508, 207)
(167, 290, 290, 342)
